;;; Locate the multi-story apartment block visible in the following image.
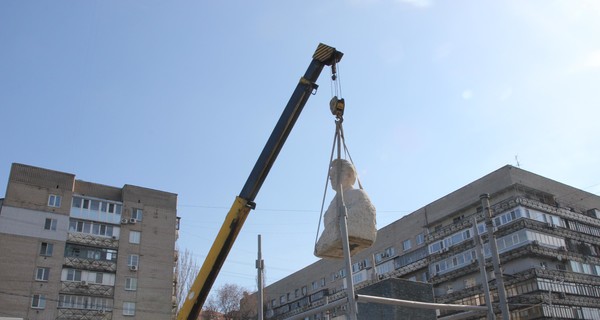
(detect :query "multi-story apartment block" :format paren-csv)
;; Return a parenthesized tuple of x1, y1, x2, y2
(259, 165, 600, 320)
(0, 163, 179, 320)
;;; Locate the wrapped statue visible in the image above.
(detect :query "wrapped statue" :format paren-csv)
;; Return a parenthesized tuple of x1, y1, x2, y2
(315, 159, 377, 259)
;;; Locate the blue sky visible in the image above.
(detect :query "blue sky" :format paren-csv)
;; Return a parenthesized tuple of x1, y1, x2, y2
(1, 0, 599, 294)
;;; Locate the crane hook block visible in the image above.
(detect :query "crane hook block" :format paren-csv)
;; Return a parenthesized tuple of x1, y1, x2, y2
(330, 96, 345, 117)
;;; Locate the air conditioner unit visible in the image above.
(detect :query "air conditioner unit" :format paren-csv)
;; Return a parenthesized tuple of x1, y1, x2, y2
(129, 265, 138, 271)
(558, 246, 567, 251)
(80, 281, 88, 286)
(112, 236, 117, 240)
(129, 218, 137, 224)
(98, 309, 105, 314)
(121, 218, 129, 224)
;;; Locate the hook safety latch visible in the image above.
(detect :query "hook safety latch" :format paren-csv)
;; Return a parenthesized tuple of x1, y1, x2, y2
(330, 96, 345, 118)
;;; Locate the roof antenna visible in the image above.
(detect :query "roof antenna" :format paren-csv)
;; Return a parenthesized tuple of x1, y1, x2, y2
(515, 155, 520, 168)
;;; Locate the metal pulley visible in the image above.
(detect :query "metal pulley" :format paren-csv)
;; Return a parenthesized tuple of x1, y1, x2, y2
(330, 96, 345, 118)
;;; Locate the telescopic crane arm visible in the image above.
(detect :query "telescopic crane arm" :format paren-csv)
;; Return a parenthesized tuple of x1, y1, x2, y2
(177, 43, 343, 320)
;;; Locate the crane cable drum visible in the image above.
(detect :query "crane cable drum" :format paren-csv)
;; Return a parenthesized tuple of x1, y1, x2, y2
(314, 62, 377, 260)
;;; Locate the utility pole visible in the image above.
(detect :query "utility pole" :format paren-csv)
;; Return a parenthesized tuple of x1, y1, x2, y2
(339, 193, 358, 320)
(257, 235, 264, 320)
(480, 194, 510, 320)
(472, 216, 495, 320)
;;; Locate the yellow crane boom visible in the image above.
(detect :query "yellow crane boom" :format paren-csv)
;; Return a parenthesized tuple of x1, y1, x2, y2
(177, 43, 343, 320)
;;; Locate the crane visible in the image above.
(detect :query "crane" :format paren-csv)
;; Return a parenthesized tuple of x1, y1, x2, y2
(177, 43, 344, 320)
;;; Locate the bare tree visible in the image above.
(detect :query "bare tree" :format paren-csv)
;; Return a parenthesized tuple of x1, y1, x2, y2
(175, 247, 200, 311)
(203, 283, 249, 320)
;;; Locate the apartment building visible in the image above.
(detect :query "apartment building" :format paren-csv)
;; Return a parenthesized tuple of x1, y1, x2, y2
(0, 163, 179, 320)
(259, 165, 600, 320)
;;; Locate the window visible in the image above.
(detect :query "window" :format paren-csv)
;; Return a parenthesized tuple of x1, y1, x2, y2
(312, 281, 318, 290)
(72, 197, 82, 208)
(59, 294, 111, 310)
(66, 269, 82, 281)
(429, 241, 444, 254)
(129, 231, 141, 244)
(44, 218, 57, 231)
(125, 277, 137, 291)
(377, 260, 394, 274)
(416, 233, 425, 245)
(73, 196, 122, 215)
(35, 267, 49, 281)
(102, 202, 123, 215)
(128, 254, 139, 267)
(40, 242, 53, 256)
(48, 194, 62, 207)
(31, 294, 46, 309)
(90, 200, 100, 211)
(375, 247, 395, 263)
(70, 219, 114, 237)
(95, 272, 104, 284)
(302, 286, 307, 296)
(131, 208, 143, 221)
(353, 272, 365, 284)
(403, 239, 412, 251)
(123, 302, 136, 316)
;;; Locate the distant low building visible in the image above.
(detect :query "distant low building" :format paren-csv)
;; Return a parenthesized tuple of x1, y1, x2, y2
(251, 165, 600, 320)
(0, 163, 179, 320)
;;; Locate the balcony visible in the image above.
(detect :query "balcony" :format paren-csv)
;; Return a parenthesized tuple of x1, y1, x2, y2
(426, 216, 477, 243)
(64, 257, 117, 272)
(57, 307, 112, 320)
(60, 281, 114, 297)
(68, 233, 118, 249)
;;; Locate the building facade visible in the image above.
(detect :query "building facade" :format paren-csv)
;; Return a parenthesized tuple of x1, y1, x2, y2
(0, 163, 179, 320)
(259, 165, 600, 320)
